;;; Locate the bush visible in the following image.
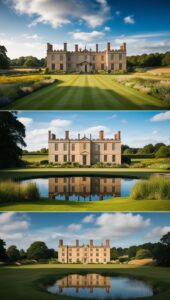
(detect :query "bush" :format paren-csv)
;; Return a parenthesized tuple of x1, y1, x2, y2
(136, 249, 152, 259)
(0, 181, 40, 202)
(40, 160, 49, 165)
(130, 175, 170, 200)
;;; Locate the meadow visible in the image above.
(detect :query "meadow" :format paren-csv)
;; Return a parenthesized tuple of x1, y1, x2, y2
(0, 67, 170, 110)
(0, 264, 170, 300)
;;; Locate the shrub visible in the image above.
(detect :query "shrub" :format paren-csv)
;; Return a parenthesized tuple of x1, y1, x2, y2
(130, 175, 170, 200)
(136, 249, 152, 259)
(0, 181, 40, 202)
(40, 160, 49, 165)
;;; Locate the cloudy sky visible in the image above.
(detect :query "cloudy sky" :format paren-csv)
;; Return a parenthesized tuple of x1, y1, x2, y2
(17, 111, 170, 151)
(0, 212, 170, 250)
(0, 0, 170, 58)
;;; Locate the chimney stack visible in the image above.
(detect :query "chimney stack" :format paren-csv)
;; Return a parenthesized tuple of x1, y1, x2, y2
(48, 130, 51, 140)
(96, 43, 99, 52)
(76, 240, 79, 247)
(47, 43, 53, 52)
(117, 131, 121, 140)
(99, 130, 104, 140)
(52, 133, 56, 140)
(65, 131, 69, 139)
(75, 44, 78, 52)
(78, 133, 80, 139)
(59, 240, 63, 247)
(106, 240, 110, 247)
(123, 42, 126, 52)
(107, 42, 111, 52)
(64, 42, 67, 52)
(90, 240, 93, 247)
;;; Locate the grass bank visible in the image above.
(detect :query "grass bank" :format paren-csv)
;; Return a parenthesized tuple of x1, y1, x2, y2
(0, 265, 170, 300)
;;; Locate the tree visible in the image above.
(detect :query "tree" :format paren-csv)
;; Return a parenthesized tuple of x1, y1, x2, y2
(110, 248, 119, 260)
(141, 144, 155, 154)
(20, 249, 27, 260)
(24, 57, 39, 67)
(153, 233, 170, 266)
(136, 249, 152, 259)
(162, 52, 170, 66)
(127, 246, 137, 258)
(154, 143, 166, 152)
(0, 45, 10, 69)
(27, 241, 49, 260)
(0, 112, 26, 168)
(7, 245, 20, 262)
(160, 232, 170, 245)
(155, 146, 170, 158)
(0, 239, 8, 262)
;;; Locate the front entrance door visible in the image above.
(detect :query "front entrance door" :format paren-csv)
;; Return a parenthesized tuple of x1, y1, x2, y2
(85, 65, 87, 72)
(83, 155, 87, 166)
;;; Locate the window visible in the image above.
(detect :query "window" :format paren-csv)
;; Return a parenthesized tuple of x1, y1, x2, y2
(55, 186, 58, 193)
(92, 63, 95, 70)
(95, 144, 100, 151)
(83, 186, 86, 193)
(112, 186, 115, 193)
(104, 143, 107, 150)
(112, 143, 115, 150)
(60, 63, 63, 70)
(55, 155, 58, 162)
(111, 53, 114, 60)
(63, 143, 67, 151)
(83, 143, 86, 150)
(51, 63, 55, 70)
(72, 177, 75, 183)
(104, 178, 107, 183)
(71, 144, 75, 151)
(83, 177, 86, 181)
(104, 186, 107, 193)
(119, 53, 123, 60)
(119, 63, 122, 70)
(72, 155, 75, 162)
(101, 63, 104, 70)
(51, 54, 55, 61)
(93, 55, 95, 61)
(85, 55, 87, 60)
(101, 55, 104, 61)
(104, 155, 107, 162)
(112, 155, 115, 162)
(64, 177, 67, 183)
(60, 54, 63, 61)
(63, 155, 67, 162)
(55, 143, 58, 151)
(71, 186, 75, 193)
(55, 178, 58, 183)
(68, 63, 71, 69)
(111, 63, 114, 70)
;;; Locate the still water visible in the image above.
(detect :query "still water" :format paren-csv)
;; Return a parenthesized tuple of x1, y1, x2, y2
(47, 273, 155, 299)
(21, 176, 139, 201)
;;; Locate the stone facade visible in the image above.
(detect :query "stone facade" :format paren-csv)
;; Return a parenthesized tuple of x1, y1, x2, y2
(48, 130, 121, 166)
(47, 42, 126, 73)
(58, 240, 110, 264)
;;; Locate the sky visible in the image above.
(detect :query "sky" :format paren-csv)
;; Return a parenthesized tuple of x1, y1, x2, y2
(0, 0, 170, 58)
(17, 110, 170, 151)
(0, 212, 170, 250)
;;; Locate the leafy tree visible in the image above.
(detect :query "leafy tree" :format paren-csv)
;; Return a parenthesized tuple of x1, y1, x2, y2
(24, 57, 39, 67)
(155, 146, 170, 158)
(153, 233, 170, 266)
(20, 249, 27, 259)
(27, 241, 49, 260)
(162, 52, 170, 66)
(110, 248, 119, 260)
(161, 232, 170, 245)
(141, 144, 154, 154)
(7, 245, 20, 262)
(154, 143, 166, 152)
(136, 249, 152, 259)
(0, 239, 8, 262)
(0, 112, 26, 168)
(0, 45, 10, 69)
(127, 246, 137, 258)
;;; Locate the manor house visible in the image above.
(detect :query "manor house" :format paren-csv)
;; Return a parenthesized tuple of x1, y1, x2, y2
(48, 130, 121, 166)
(47, 42, 126, 73)
(58, 240, 110, 264)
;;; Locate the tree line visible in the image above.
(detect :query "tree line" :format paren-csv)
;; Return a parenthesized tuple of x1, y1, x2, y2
(127, 52, 170, 68)
(122, 143, 170, 158)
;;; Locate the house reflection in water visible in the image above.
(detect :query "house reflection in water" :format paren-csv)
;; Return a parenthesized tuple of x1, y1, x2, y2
(57, 274, 110, 294)
(48, 177, 121, 200)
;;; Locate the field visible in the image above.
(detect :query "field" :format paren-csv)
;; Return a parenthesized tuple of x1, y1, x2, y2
(1, 71, 170, 110)
(0, 264, 170, 300)
(0, 168, 170, 211)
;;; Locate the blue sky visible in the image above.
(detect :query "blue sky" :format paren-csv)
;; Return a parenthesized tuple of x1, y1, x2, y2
(0, 0, 170, 58)
(18, 111, 170, 151)
(0, 212, 170, 250)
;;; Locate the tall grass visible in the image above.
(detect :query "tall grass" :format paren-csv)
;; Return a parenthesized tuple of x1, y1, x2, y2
(0, 181, 40, 202)
(130, 175, 170, 200)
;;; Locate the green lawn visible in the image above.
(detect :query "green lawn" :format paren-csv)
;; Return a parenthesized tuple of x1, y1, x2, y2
(0, 168, 170, 211)
(0, 264, 170, 300)
(3, 74, 169, 110)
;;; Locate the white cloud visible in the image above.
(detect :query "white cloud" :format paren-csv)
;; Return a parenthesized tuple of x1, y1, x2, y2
(50, 119, 72, 127)
(71, 30, 104, 42)
(150, 111, 170, 122)
(23, 33, 43, 40)
(115, 11, 120, 16)
(68, 224, 82, 231)
(124, 15, 135, 24)
(146, 226, 170, 239)
(6, 0, 110, 28)
(104, 26, 110, 31)
(0, 212, 30, 235)
(18, 117, 33, 127)
(82, 214, 95, 223)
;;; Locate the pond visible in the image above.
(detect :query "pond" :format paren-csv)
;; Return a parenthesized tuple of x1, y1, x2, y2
(46, 273, 156, 299)
(21, 176, 140, 201)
